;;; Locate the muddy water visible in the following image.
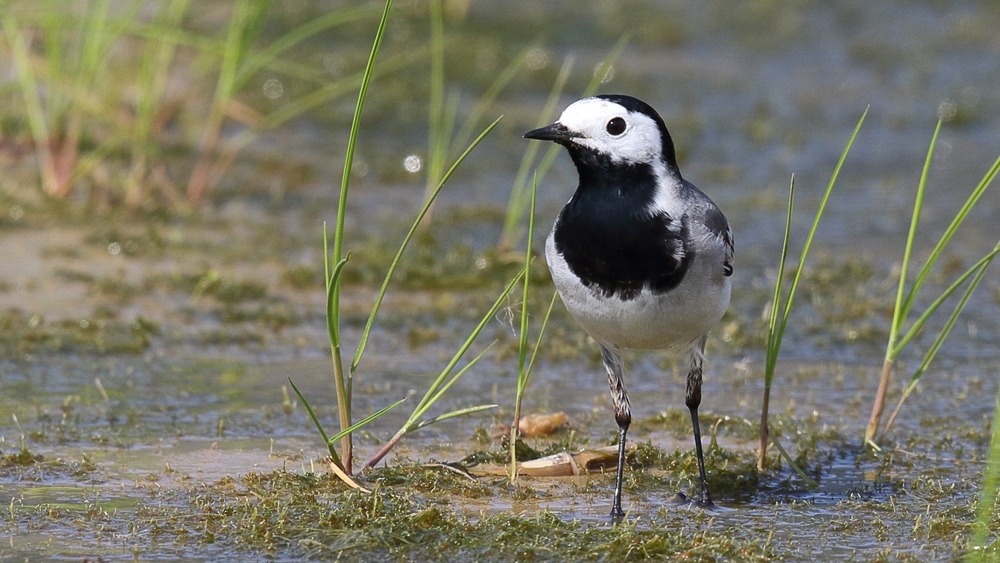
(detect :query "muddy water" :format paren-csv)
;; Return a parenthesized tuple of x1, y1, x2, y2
(3, 0, 1000, 560)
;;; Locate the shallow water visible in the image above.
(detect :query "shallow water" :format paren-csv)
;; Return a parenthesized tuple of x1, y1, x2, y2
(2, 0, 1000, 560)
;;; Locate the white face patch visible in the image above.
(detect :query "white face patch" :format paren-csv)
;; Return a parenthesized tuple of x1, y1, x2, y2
(555, 98, 664, 165)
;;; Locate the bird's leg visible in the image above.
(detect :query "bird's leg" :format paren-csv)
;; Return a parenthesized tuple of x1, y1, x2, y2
(601, 345, 631, 523)
(686, 335, 713, 507)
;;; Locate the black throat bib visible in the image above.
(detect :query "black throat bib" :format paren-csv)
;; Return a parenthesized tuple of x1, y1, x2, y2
(553, 150, 694, 301)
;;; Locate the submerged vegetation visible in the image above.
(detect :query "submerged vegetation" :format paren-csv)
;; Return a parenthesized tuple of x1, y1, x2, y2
(2, 407, 997, 561)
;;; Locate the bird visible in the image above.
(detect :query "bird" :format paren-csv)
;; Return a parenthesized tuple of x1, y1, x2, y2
(524, 94, 734, 521)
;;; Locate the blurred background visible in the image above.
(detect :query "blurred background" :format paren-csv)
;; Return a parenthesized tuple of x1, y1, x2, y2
(1, 0, 999, 432)
(2, 0, 1000, 448)
(1, 1, 997, 228)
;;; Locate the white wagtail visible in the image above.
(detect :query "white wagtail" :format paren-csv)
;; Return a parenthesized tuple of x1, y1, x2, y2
(524, 94, 734, 520)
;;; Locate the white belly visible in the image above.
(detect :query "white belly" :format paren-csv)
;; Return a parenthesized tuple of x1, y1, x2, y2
(545, 231, 730, 351)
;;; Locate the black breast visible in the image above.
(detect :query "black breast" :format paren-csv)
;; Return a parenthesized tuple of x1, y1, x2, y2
(553, 154, 694, 301)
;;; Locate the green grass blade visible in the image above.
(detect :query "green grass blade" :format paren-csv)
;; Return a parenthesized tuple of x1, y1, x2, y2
(415, 404, 499, 430)
(522, 291, 558, 395)
(323, 222, 331, 290)
(4, 16, 59, 195)
(41, 0, 64, 113)
(325, 255, 351, 349)
(132, 0, 190, 149)
(758, 176, 794, 472)
(130, 4, 186, 187)
(234, 0, 271, 67)
(518, 174, 542, 391)
(883, 244, 999, 435)
(888, 120, 941, 360)
(121, 18, 221, 52)
(511, 290, 560, 478)
(260, 52, 415, 130)
(778, 108, 867, 325)
(871, 145, 1000, 443)
(76, 0, 111, 78)
(329, 397, 407, 444)
(760, 108, 865, 470)
(333, 0, 391, 253)
(333, 0, 393, 301)
(897, 134, 1000, 341)
(452, 48, 528, 152)
(212, 0, 251, 111)
(893, 243, 1000, 358)
(235, 5, 379, 87)
(511, 177, 547, 480)
(764, 175, 795, 377)
(911, 246, 998, 378)
(323, 226, 352, 443)
(405, 268, 526, 425)
(968, 381, 1000, 560)
(499, 34, 629, 251)
(418, 344, 497, 421)
(769, 433, 819, 489)
(775, 108, 868, 356)
(583, 34, 630, 97)
(516, 175, 537, 382)
(321, 0, 393, 475)
(424, 0, 446, 194)
(82, 0, 142, 73)
(499, 54, 573, 251)
(287, 377, 342, 470)
(329, 0, 393, 362)
(350, 116, 503, 373)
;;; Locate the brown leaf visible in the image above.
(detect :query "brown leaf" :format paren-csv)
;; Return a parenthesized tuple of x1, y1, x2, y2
(517, 412, 569, 436)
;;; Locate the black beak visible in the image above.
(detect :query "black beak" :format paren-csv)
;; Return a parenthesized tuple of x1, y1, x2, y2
(523, 122, 578, 143)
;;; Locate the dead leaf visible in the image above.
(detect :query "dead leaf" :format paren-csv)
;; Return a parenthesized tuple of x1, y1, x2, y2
(518, 412, 569, 436)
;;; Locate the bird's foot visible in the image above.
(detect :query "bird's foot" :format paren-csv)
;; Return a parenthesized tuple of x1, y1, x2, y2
(670, 492, 718, 511)
(610, 506, 626, 524)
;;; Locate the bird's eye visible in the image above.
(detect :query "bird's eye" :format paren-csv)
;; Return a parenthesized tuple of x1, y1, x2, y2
(606, 117, 626, 136)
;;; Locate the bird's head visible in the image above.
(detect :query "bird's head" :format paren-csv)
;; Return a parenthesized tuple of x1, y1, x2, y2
(524, 94, 679, 175)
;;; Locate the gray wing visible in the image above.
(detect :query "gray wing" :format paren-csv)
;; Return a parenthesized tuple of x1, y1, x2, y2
(701, 205, 734, 277)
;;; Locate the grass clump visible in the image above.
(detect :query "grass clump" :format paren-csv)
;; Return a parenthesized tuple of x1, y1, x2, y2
(968, 382, 1000, 561)
(865, 117, 1000, 444)
(1, 1, 383, 208)
(0, 307, 157, 355)
(136, 469, 775, 561)
(287, 0, 513, 481)
(757, 108, 867, 477)
(0, 445, 98, 479)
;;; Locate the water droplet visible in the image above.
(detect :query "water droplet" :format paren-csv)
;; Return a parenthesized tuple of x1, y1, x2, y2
(108, 242, 121, 255)
(79, 319, 90, 329)
(352, 161, 369, 178)
(594, 63, 615, 84)
(323, 53, 345, 75)
(937, 99, 957, 121)
(8, 206, 23, 220)
(263, 78, 284, 100)
(403, 154, 422, 173)
(526, 48, 550, 70)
